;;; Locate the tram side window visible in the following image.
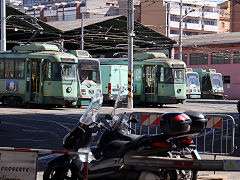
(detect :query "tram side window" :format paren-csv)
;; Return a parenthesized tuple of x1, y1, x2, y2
(5, 61, 14, 78)
(164, 68, 173, 83)
(43, 61, 52, 79)
(159, 67, 164, 82)
(133, 67, 142, 82)
(52, 63, 61, 80)
(15, 61, 24, 78)
(0, 60, 4, 78)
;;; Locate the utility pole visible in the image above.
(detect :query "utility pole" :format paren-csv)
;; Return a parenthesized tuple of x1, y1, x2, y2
(1, 0, 6, 51)
(166, 2, 170, 37)
(127, 0, 134, 109)
(81, 13, 84, 50)
(179, 0, 183, 61)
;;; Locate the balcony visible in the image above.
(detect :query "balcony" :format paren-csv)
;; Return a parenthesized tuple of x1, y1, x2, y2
(170, 21, 179, 28)
(186, 11, 202, 18)
(186, 23, 202, 31)
(204, 25, 218, 32)
(203, 12, 219, 20)
(170, 8, 184, 16)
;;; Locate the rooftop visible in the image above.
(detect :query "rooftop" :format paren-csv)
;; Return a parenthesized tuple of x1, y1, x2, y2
(172, 32, 240, 47)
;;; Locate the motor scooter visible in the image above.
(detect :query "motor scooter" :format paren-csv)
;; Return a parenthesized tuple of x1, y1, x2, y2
(43, 88, 207, 180)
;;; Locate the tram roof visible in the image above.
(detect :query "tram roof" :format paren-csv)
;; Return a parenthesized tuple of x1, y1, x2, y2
(172, 32, 240, 47)
(0, 50, 78, 63)
(47, 16, 176, 55)
(99, 58, 186, 68)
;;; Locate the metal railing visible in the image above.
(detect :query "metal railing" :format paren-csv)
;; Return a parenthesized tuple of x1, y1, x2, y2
(129, 112, 236, 156)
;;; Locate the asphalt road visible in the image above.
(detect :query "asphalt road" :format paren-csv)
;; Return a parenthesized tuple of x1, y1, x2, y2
(0, 99, 239, 179)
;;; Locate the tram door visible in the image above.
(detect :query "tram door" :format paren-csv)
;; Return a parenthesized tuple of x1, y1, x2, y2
(144, 65, 157, 101)
(30, 59, 43, 103)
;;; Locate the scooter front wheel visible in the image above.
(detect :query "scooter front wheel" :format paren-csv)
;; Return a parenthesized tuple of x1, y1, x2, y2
(43, 165, 78, 180)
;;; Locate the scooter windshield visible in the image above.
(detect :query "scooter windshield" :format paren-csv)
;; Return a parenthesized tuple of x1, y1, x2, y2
(79, 92, 103, 125)
(111, 87, 125, 116)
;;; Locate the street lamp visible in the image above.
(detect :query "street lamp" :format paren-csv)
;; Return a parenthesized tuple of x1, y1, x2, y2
(1, 0, 6, 51)
(179, 0, 183, 61)
(179, 1, 202, 61)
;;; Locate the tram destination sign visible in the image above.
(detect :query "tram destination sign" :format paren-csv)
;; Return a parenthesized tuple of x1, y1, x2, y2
(0, 150, 38, 180)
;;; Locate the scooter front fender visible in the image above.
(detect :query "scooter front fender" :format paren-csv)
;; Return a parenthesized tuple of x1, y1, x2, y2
(47, 154, 71, 168)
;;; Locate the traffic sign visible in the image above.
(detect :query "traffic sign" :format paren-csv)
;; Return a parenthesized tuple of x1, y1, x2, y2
(0, 150, 38, 180)
(223, 160, 240, 171)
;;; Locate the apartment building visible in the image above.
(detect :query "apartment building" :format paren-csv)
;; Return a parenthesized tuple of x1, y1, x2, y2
(11, 0, 119, 22)
(231, 0, 240, 32)
(140, 0, 219, 37)
(118, 0, 141, 21)
(218, 1, 230, 33)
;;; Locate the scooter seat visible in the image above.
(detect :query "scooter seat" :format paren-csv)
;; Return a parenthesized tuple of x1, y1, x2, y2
(102, 135, 147, 158)
(102, 134, 169, 158)
(102, 140, 135, 158)
(122, 134, 143, 141)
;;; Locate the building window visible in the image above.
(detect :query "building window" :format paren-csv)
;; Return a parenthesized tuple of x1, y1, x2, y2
(233, 51, 240, 63)
(190, 53, 208, 65)
(211, 52, 231, 64)
(170, 30, 178, 34)
(175, 54, 187, 65)
(184, 18, 199, 24)
(170, 16, 180, 22)
(203, 21, 216, 26)
(222, 22, 225, 28)
(223, 76, 230, 84)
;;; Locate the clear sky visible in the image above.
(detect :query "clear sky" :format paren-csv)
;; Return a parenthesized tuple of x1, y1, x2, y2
(214, 0, 228, 4)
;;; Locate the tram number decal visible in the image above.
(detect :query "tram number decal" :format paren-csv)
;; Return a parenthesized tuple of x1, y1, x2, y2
(133, 84, 136, 93)
(6, 80, 18, 92)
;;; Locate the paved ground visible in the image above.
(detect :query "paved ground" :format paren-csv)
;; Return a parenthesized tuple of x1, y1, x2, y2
(197, 155, 240, 180)
(36, 152, 240, 180)
(1, 99, 240, 180)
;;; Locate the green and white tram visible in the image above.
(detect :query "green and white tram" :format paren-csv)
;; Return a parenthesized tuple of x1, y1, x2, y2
(70, 50, 102, 106)
(186, 68, 201, 99)
(0, 43, 78, 107)
(100, 53, 186, 107)
(193, 68, 224, 99)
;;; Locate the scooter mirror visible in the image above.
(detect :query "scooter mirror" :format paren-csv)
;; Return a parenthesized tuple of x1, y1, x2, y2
(105, 114, 113, 120)
(129, 118, 138, 123)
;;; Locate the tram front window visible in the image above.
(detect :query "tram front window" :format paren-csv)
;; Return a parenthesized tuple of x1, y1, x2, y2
(61, 63, 77, 80)
(210, 74, 223, 88)
(164, 68, 185, 83)
(187, 73, 200, 86)
(168, 69, 185, 83)
(78, 60, 101, 85)
(52, 63, 76, 80)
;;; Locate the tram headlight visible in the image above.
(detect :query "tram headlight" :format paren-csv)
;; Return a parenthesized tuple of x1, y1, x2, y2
(66, 87, 72, 93)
